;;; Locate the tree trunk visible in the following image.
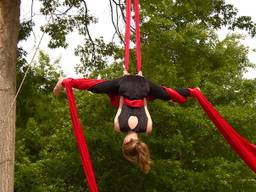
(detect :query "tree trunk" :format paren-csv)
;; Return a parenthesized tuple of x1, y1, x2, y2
(0, 0, 20, 191)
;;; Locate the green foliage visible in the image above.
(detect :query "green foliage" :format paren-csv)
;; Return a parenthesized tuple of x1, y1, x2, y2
(15, 0, 256, 191)
(39, 0, 96, 48)
(75, 38, 119, 76)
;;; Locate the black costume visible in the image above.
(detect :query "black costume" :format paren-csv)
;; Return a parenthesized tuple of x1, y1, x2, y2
(88, 75, 190, 133)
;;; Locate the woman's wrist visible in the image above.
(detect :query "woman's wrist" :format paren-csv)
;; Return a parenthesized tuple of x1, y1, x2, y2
(53, 78, 64, 96)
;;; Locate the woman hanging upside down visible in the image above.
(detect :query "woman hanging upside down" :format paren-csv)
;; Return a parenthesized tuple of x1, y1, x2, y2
(53, 71, 192, 173)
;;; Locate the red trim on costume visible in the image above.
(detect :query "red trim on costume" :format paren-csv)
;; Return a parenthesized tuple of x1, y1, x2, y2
(123, 98, 144, 107)
(108, 94, 120, 107)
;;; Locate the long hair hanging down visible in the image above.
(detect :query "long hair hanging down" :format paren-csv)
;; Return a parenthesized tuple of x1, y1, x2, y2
(122, 139, 152, 173)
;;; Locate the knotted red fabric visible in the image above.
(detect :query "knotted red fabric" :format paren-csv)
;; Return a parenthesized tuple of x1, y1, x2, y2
(189, 88, 256, 173)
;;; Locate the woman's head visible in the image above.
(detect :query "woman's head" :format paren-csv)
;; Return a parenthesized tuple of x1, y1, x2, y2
(122, 133, 151, 174)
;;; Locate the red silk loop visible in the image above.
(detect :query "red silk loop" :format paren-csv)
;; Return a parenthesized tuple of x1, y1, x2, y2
(124, 0, 142, 73)
(123, 98, 144, 107)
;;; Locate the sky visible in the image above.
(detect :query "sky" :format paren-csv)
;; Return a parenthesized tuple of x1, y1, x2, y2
(20, 0, 256, 78)
(20, 0, 115, 77)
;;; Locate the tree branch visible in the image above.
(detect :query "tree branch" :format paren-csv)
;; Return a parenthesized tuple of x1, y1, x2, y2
(109, 0, 124, 44)
(112, 0, 136, 33)
(81, 0, 96, 60)
(30, 0, 37, 49)
(54, 6, 73, 16)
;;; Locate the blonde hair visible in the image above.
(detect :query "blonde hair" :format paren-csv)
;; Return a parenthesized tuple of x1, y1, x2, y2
(122, 139, 151, 174)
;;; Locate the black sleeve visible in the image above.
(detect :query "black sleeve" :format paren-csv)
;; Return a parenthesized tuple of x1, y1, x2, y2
(175, 88, 190, 97)
(88, 78, 120, 94)
(148, 80, 190, 100)
(148, 81, 170, 100)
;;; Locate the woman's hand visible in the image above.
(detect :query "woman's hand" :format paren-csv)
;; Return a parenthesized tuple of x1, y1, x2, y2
(53, 77, 64, 96)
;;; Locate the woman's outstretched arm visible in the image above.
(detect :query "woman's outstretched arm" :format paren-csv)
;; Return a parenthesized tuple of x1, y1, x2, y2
(148, 80, 191, 101)
(53, 77, 120, 96)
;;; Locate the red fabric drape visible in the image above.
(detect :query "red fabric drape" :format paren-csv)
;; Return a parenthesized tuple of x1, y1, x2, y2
(134, 0, 142, 72)
(124, 0, 131, 71)
(189, 88, 256, 173)
(124, 0, 142, 72)
(63, 80, 100, 192)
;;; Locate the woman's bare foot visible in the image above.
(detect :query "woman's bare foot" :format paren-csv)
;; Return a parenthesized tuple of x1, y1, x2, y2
(137, 71, 143, 76)
(123, 70, 130, 76)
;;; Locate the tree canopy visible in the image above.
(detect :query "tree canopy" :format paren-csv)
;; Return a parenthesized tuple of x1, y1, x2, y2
(16, 0, 256, 191)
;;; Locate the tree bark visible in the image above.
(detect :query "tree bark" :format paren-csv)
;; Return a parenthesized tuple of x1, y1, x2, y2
(0, 0, 20, 191)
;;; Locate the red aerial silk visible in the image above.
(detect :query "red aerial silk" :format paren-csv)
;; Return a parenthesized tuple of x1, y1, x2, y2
(62, 77, 256, 192)
(61, 78, 192, 191)
(61, 78, 159, 192)
(162, 86, 187, 104)
(62, 78, 103, 192)
(122, 0, 256, 174)
(188, 88, 256, 173)
(124, 0, 142, 72)
(124, 0, 131, 71)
